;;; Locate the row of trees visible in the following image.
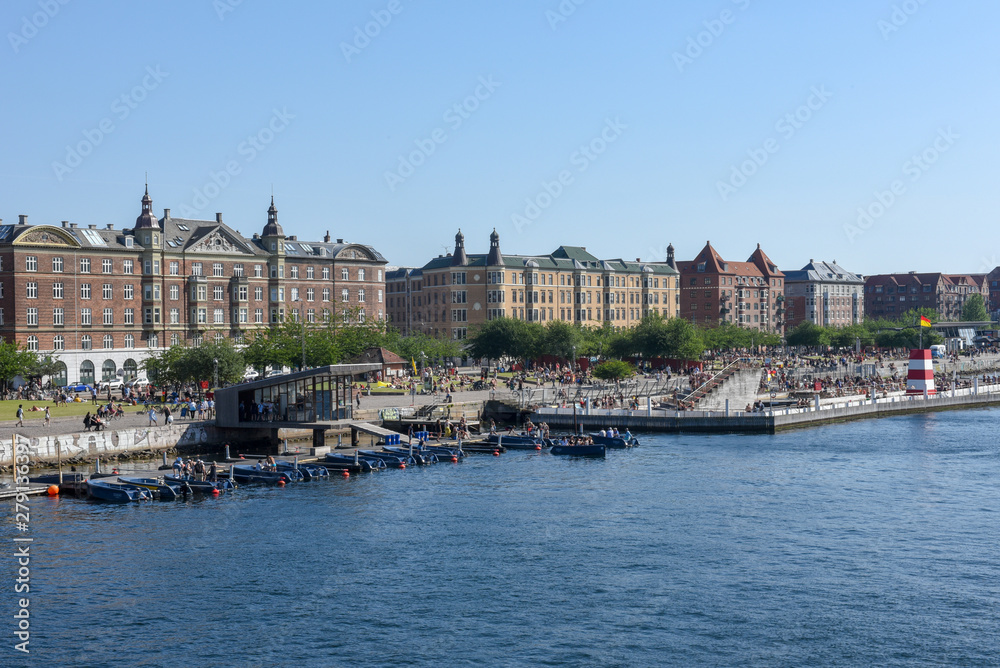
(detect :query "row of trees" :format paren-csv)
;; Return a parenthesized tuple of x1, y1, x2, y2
(0, 341, 55, 390)
(785, 309, 945, 350)
(466, 308, 965, 371)
(141, 314, 467, 388)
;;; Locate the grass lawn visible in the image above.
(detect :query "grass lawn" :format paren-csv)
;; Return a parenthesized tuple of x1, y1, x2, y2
(1, 398, 124, 421)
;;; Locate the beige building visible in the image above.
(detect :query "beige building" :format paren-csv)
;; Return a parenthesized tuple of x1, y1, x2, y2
(387, 230, 680, 339)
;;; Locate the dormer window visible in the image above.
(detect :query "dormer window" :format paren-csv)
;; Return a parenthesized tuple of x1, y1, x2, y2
(271, 242, 276, 251)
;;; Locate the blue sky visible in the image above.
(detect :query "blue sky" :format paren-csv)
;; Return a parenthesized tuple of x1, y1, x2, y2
(2, 0, 996, 276)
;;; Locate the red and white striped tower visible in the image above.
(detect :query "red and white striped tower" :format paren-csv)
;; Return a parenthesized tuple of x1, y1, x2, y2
(905, 348, 936, 396)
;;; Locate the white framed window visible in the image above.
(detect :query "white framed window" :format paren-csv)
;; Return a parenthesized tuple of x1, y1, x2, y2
(169, 308, 179, 324)
(378, 289, 383, 303)
(102, 284, 112, 300)
(81, 308, 92, 325)
(213, 308, 224, 324)
(359, 268, 365, 281)
(306, 266, 314, 279)
(306, 288, 314, 302)
(254, 264, 263, 277)
(124, 284, 134, 300)
(197, 308, 207, 324)
(124, 308, 134, 325)
(80, 257, 90, 273)
(81, 334, 92, 350)
(102, 259, 113, 274)
(52, 257, 63, 272)
(26, 282, 37, 299)
(233, 263, 244, 277)
(341, 289, 349, 302)
(169, 261, 179, 276)
(123, 259, 133, 274)
(26, 308, 38, 325)
(103, 334, 113, 349)
(53, 335, 64, 351)
(53, 307, 64, 325)
(27, 335, 38, 351)
(169, 285, 179, 300)
(290, 265, 299, 279)
(25, 256, 37, 272)
(192, 262, 203, 276)
(254, 308, 263, 324)
(322, 288, 330, 302)
(359, 289, 365, 303)
(290, 287, 299, 302)
(148, 334, 158, 348)
(254, 287, 263, 301)
(170, 332, 180, 346)
(322, 267, 330, 280)
(213, 262, 224, 277)
(341, 268, 349, 280)
(214, 285, 224, 301)
(124, 334, 134, 348)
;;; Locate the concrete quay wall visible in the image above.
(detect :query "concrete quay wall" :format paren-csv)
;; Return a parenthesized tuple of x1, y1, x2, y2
(532, 384, 1000, 435)
(2, 422, 276, 465)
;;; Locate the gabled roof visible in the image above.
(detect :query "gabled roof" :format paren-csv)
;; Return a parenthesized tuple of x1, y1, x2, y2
(550, 246, 599, 263)
(784, 260, 864, 284)
(348, 347, 408, 366)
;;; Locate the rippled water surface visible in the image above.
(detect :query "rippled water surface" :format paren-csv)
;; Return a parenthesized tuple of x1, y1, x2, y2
(5, 409, 1000, 666)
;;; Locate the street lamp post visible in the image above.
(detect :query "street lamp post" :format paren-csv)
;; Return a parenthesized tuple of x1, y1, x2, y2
(213, 357, 218, 390)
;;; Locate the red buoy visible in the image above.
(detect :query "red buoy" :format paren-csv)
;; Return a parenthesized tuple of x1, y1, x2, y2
(399, 464, 406, 469)
(277, 480, 286, 487)
(535, 445, 542, 450)
(239, 455, 245, 459)
(493, 450, 500, 457)
(211, 488, 220, 497)
(342, 470, 350, 477)
(451, 456, 458, 463)
(47, 485, 59, 496)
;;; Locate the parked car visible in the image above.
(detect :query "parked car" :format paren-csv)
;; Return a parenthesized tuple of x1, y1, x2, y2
(120, 377, 150, 391)
(61, 383, 93, 393)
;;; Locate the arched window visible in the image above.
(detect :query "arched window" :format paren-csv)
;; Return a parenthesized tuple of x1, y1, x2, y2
(103, 334, 114, 349)
(148, 334, 158, 348)
(80, 360, 95, 385)
(81, 334, 92, 350)
(52, 361, 67, 387)
(27, 335, 38, 351)
(124, 334, 134, 349)
(102, 359, 116, 382)
(53, 335, 64, 351)
(123, 359, 137, 381)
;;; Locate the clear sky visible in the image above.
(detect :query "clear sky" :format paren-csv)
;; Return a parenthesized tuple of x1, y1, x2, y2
(2, 0, 997, 276)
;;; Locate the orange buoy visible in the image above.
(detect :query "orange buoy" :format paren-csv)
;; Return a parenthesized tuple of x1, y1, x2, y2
(451, 456, 458, 463)
(399, 463, 406, 469)
(493, 450, 500, 457)
(277, 480, 286, 486)
(342, 470, 350, 477)
(211, 488, 220, 497)
(239, 455, 245, 459)
(535, 445, 542, 450)
(47, 485, 59, 496)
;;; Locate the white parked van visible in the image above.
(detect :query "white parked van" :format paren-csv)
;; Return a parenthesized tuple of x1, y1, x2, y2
(930, 345, 946, 359)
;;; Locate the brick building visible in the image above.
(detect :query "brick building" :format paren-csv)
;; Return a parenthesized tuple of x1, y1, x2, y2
(386, 230, 680, 339)
(677, 242, 786, 333)
(863, 272, 988, 322)
(0, 188, 386, 386)
(783, 259, 864, 329)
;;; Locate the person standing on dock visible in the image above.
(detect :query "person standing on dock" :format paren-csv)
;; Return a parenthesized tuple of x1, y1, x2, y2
(44, 406, 51, 426)
(16, 404, 24, 427)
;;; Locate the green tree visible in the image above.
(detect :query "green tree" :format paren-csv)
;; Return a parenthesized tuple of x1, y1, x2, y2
(143, 340, 245, 388)
(961, 294, 989, 322)
(0, 341, 40, 390)
(591, 359, 636, 381)
(467, 318, 541, 368)
(539, 320, 582, 361)
(786, 321, 830, 348)
(663, 317, 705, 360)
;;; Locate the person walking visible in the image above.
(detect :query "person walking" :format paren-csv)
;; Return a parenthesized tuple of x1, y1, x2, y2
(16, 404, 24, 427)
(43, 406, 50, 426)
(148, 407, 158, 426)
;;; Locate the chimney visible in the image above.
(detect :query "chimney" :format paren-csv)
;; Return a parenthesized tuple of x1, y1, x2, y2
(163, 208, 170, 220)
(88, 224, 97, 229)
(324, 231, 331, 243)
(106, 224, 114, 230)
(70, 223, 77, 228)
(636, 258, 641, 262)
(18, 214, 27, 224)
(61, 221, 69, 228)
(337, 238, 344, 244)
(215, 213, 223, 223)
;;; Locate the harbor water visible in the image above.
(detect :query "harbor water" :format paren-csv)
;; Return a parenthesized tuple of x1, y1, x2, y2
(5, 408, 1000, 666)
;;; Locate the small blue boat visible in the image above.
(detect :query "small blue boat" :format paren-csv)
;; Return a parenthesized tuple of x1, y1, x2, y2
(485, 434, 545, 450)
(117, 476, 181, 500)
(382, 446, 437, 465)
(323, 453, 384, 472)
(358, 450, 411, 468)
(412, 443, 464, 460)
(163, 475, 237, 492)
(87, 478, 152, 502)
(550, 443, 606, 458)
(276, 461, 329, 480)
(590, 433, 639, 448)
(229, 465, 293, 484)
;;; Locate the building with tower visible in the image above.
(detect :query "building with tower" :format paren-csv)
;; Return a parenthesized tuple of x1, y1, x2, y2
(677, 241, 786, 334)
(386, 229, 680, 339)
(0, 187, 386, 386)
